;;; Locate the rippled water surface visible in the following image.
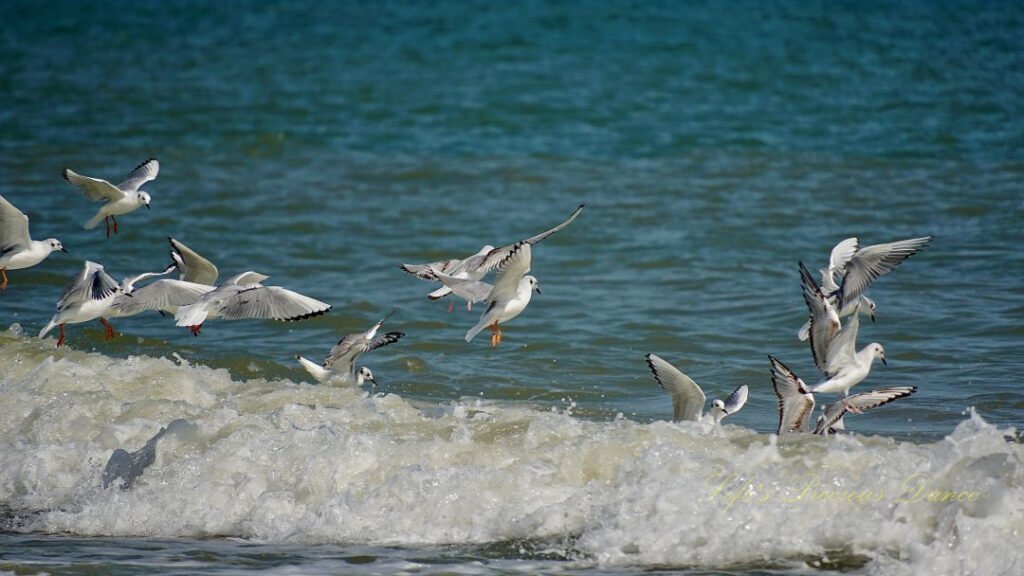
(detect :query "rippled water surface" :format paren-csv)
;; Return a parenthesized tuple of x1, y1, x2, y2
(1, 1, 1021, 574)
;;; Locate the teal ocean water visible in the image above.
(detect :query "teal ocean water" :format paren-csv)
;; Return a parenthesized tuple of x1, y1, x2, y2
(1, 1, 1021, 574)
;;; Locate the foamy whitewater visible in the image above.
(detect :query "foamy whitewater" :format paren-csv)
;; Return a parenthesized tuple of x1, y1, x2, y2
(1, 326, 1020, 575)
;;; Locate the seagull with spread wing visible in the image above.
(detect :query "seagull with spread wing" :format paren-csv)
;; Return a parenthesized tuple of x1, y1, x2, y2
(0, 194, 66, 291)
(645, 353, 748, 425)
(464, 242, 540, 347)
(296, 311, 404, 388)
(63, 158, 157, 237)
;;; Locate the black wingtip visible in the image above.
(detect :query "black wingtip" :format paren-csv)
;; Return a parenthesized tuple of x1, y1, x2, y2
(61, 168, 70, 181)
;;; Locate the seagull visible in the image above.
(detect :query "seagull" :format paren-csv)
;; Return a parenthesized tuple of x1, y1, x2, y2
(63, 158, 157, 238)
(798, 236, 932, 341)
(464, 242, 539, 347)
(174, 271, 331, 335)
(106, 238, 219, 320)
(832, 235, 933, 313)
(799, 261, 886, 398)
(645, 353, 748, 425)
(813, 386, 917, 435)
(38, 261, 128, 347)
(295, 311, 404, 388)
(0, 194, 66, 291)
(400, 204, 583, 312)
(768, 355, 817, 434)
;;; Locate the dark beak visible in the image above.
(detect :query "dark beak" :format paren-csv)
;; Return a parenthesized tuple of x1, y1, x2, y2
(881, 357, 887, 366)
(145, 203, 151, 210)
(535, 287, 541, 294)
(870, 313, 876, 323)
(60, 247, 68, 253)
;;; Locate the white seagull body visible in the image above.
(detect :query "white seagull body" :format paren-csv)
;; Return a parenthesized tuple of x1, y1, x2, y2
(63, 158, 157, 237)
(296, 311, 404, 387)
(107, 238, 220, 319)
(464, 242, 539, 347)
(645, 353, 748, 425)
(0, 194, 66, 291)
(401, 204, 583, 310)
(174, 271, 331, 335)
(39, 261, 123, 347)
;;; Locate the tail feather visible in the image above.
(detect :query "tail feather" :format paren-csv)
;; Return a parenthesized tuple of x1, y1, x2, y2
(428, 285, 452, 301)
(39, 318, 58, 338)
(84, 211, 105, 230)
(174, 303, 208, 327)
(465, 318, 489, 342)
(296, 355, 329, 383)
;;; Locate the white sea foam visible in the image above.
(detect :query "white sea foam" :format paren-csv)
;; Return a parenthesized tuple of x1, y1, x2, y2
(0, 331, 1020, 574)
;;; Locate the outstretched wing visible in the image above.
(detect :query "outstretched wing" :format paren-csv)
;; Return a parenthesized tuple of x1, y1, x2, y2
(828, 237, 860, 276)
(0, 194, 31, 249)
(117, 158, 159, 191)
(800, 261, 840, 374)
(57, 261, 119, 310)
(813, 386, 917, 434)
(216, 286, 331, 322)
(722, 384, 749, 415)
(823, 313, 860, 378)
(646, 353, 706, 422)
(769, 355, 815, 434)
(429, 269, 493, 303)
(837, 236, 932, 310)
(63, 168, 125, 203)
(169, 237, 218, 285)
(488, 242, 532, 304)
(476, 204, 584, 274)
(109, 279, 214, 317)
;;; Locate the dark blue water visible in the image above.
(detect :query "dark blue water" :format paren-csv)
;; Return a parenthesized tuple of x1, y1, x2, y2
(1, 1, 1021, 574)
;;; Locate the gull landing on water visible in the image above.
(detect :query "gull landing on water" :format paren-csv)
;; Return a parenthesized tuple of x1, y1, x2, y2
(768, 355, 915, 435)
(63, 158, 157, 238)
(645, 354, 748, 425)
(400, 204, 583, 313)
(0, 194, 66, 292)
(296, 311, 404, 388)
(105, 238, 220, 320)
(464, 242, 539, 347)
(173, 271, 331, 335)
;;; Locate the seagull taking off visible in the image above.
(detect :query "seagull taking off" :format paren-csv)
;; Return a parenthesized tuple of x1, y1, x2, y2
(296, 311, 404, 388)
(63, 158, 157, 238)
(464, 242, 539, 347)
(0, 194, 66, 292)
(645, 353, 748, 425)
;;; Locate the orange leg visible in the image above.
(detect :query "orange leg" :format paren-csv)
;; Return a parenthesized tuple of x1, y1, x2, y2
(490, 321, 502, 348)
(112, 215, 118, 234)
(99, 318, 116, 340)
(1, 267, 7, 292)
(56, 323, 66, 348)
(105, 216, 111, 238)
(190, 324, 202, 337)
(495, 322, 502, 345)
(447, 298, 454, 314)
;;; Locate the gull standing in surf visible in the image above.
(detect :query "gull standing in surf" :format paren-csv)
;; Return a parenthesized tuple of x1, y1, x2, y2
(400, 204, 583, 312)
(295, 311, 404, 388)
(39, 261, 167, 346)
(797, 235, 933, 339)
(464, 242, 539, 347)
(106, 238, 219, 320)
(0, 194, 66, 291)
(174, 271, 331, 335)
(645, 353, 748, 425)
(799, 261, 886, 399)
(63, 158, 157, 238)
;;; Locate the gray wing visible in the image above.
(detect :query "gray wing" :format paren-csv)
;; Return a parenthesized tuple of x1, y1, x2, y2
(837, 236, 933, 310)
(63, 168, 125, 203)
(769, 355, 815, 434)
(399, 260, 453, 281)
(646, 353, 706, 422)
(57, 261, 119, 310)
(828, 237, 860, 275)
(0, 194, 31, 249)
(168, 237, 218, 285)
(813, 386, 917, 434)
(429, 269, 493, 303)
(109, 280, 215, 317)
(823, 313, 860, 377)
(216, 285, 331, 321)
(800, 261, 840, 374)
(488, 242, 532, 304)
(476, 204, 584, 274)
(324, 331, 404, 370)
(117, 158, 159, 191)
(722, 384, 749, 415)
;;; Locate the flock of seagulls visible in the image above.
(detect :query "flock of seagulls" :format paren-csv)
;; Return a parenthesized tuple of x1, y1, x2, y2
(1, 157, 934, 436)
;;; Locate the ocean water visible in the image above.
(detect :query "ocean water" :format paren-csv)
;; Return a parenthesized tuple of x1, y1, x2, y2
(1, 0, 1022, 574)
